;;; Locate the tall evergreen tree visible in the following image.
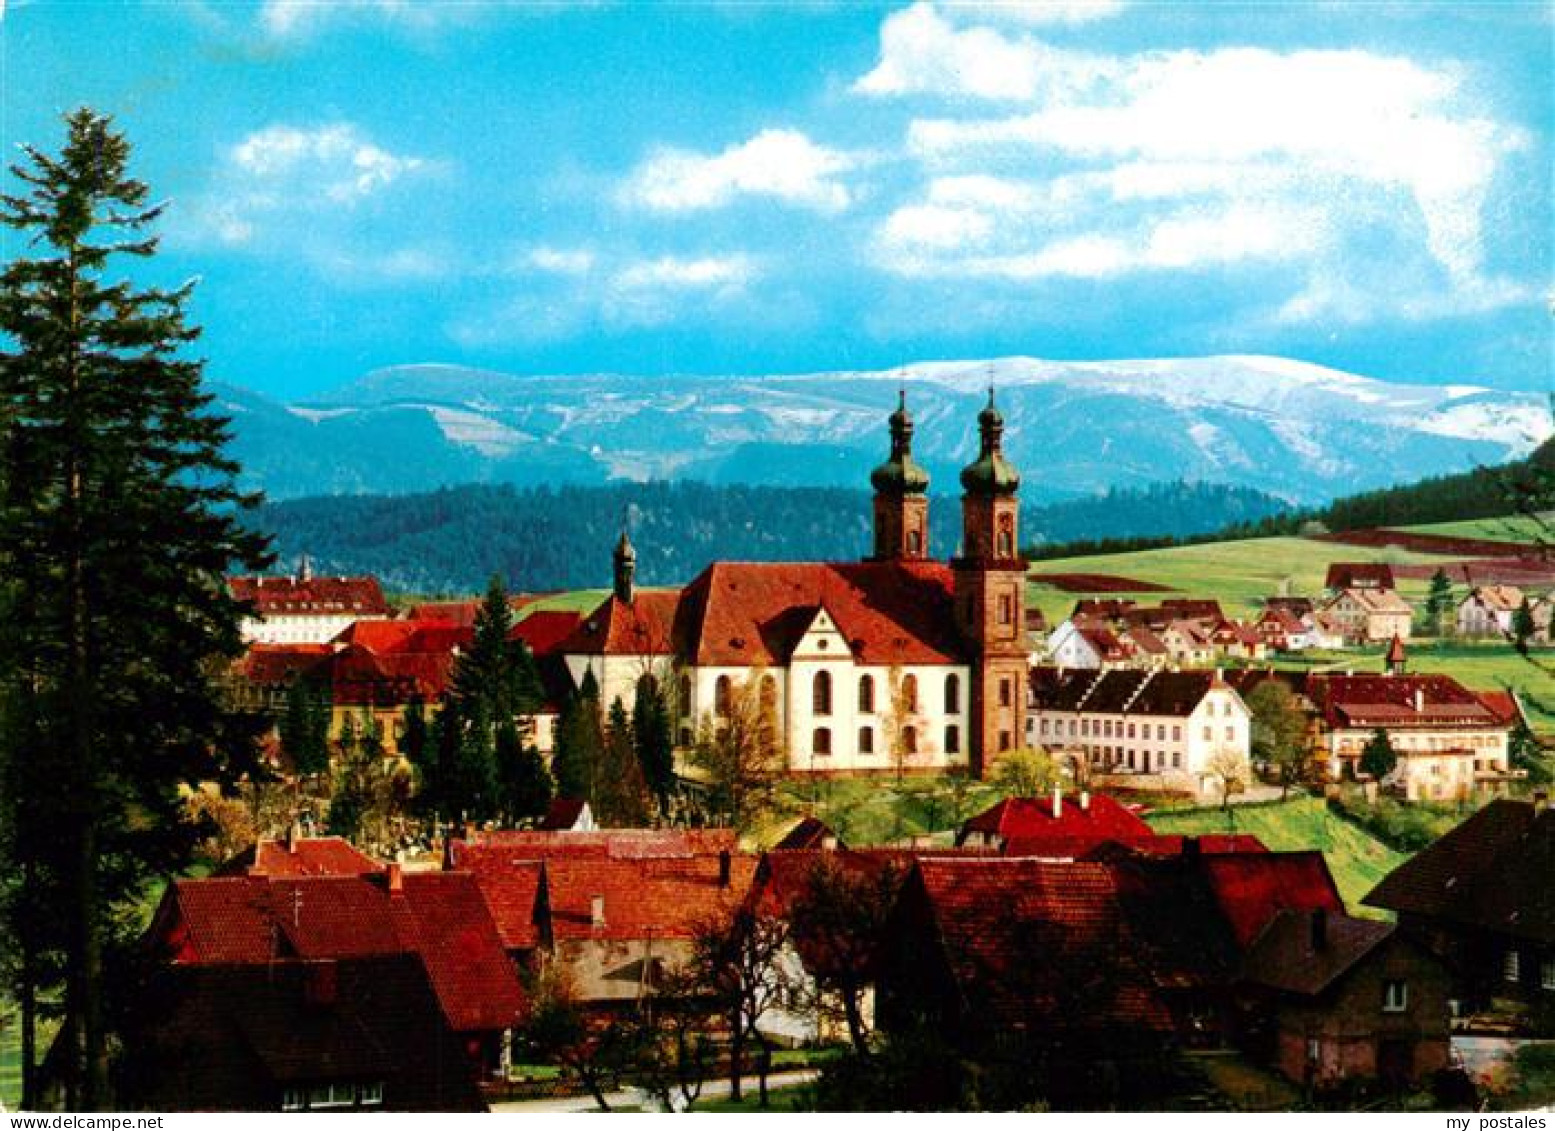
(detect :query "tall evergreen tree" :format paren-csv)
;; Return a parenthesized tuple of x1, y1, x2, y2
(599, 697, 651, 826)
(448, 703, 499, 824)
(278, 678, 331, 778)
(1512, 598, 1537, 656)
(0, 108, 270, 1108)
(452, 574, 520, 721)
(1423, 569, 1454, 636)
(553, 670, 605, 803)
(497, 720, 554, 823)
(632, 674, 676, 815)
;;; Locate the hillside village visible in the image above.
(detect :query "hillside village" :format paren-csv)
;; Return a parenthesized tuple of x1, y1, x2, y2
(79, 393, 1553, 1112)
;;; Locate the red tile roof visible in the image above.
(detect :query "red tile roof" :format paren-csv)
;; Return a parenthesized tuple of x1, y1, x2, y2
(441, 846, 546, 950)
(1325, 563, 1396, 590)
(773, 816, 842, 851)
(155, 871, 524, 1032)
(958, 793, 1151, 847)
(217, 836, 383, 878)
(1197, 852, 1345, 947)
(236, 643, 332, 686)
(558, 561, 969, 667)
(229, 574, 389, 617)
(537, 798, 592, 831)
(1307, 673, 1502, 730)
(510, 610, 587, 657)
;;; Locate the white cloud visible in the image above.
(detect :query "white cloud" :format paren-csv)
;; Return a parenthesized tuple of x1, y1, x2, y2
(528, 246, 597, 275)
(612, 255, 755, 290)
(259, 0, 472, 38)
(625, 129, 857, 213)
(855, 2, 1117, 100)
(229, 124, 425, 207)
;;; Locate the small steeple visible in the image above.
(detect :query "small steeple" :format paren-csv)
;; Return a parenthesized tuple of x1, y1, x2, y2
(870, 387, 931, 496)
(612, 527, 636, 605)
(1385, 633, 1407, 676)
(959, 387, 1021, 495)
(296, 553, 313, 584)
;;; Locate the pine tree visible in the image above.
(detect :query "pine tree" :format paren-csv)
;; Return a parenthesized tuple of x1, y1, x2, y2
(553, 671, 605, 803)
(1360, 727, 1397, 782)
(0, 108, 271, 1108)
(497, 721, 554, 822)
(448, 703, 499, 824)
(400, 696, 430, 777)
(1424, 569, 1454, 636)
(1513, 598, 1536, 656)
(631, 674, 676, 815)
(599, 697, 651, 826)
(452, 574, 520, 722)
(278, 678, 331, 778)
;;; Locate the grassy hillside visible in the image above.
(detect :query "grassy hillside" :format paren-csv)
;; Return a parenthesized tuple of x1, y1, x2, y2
(1145, 797, 1406, 916)
(1025, 533, 1455, 626)
(1399, 514, 1551, 542)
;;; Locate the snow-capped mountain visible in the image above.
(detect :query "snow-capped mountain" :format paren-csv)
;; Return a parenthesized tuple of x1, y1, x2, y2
(214, 356, 1551, 503)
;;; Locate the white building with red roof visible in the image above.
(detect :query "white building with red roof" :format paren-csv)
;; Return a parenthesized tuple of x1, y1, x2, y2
(228, 557, 391, 644)
(559, 391, 1031, 777)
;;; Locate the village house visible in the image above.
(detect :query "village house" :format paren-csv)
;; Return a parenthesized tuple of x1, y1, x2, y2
(1239, 908, 1451, 1090)
(1326, 563, 1397, 591)
(1364, 797, 1555, 1037)
(874, 849, 1347, 1107)
(1305, 663, 1514, 800)
(448, 828, 756, 1013)
(1455, 585, 1527, 638)
(1046, 617, 1135, 669)
(558, 392, 1032, 777)
(144, 865, 526, 1096)
(228, 559, 391, 644)
(955, 789, 1151, 851)
(1027, 667, 1253, 798)
(1321, 587, 1414, 644)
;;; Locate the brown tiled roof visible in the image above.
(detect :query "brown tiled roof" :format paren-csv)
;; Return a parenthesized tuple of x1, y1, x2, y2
(540, 854, 758, 942)
(1363, 800, 1555, 943)
(441, 846, 546, 949)
(773, 816, 842, 851)
(155, 872, 525, 1033)
(229, 575, 390, 617)
(537, 798, 591, 831)
(1029, 666, 1227, 718)
(1241, 909, 1394, 996)
(1325, 563, 1396, 590)
(217, 837, 383, 878)
(1466, 585, 1525, 613)
(1307, 673, 1500, 730)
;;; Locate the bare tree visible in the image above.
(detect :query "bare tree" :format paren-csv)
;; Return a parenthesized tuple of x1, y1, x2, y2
(691, 906, 796, 1106)
(689, 668, 784, 834)
(1206, 747, 1248, 812)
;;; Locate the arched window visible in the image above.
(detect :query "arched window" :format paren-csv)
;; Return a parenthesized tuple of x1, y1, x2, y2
(858, 674, 875, 714)
(944, 724, 960, 755)
(906, 529, 922, 555)
(760, 674, 778, 713)
(902, 725, 918, 755)
(678, 673, 692, 718)
(997, 513, 1015, 558)
(944, 673, 961, 714)
(813, 727, 832, 756)
(812, 670, 833, 716)
(901, 674, 918, 713)
(858, 726, 874, 754)
(715, 675, 732, 718)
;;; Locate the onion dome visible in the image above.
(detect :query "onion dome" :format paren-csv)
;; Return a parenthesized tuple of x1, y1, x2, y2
(870, 389, 931, 495)
(959, 387, 1021, 495)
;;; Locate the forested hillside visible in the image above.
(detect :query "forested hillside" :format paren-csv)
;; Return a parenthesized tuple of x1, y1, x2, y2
(252, 479, 1287, 594)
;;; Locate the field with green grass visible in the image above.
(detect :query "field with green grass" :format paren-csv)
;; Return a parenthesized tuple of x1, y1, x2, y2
(1145, 796, 1406, 915)
(1398, 514, 1551, 542)
(1025, 535, 1455, 626)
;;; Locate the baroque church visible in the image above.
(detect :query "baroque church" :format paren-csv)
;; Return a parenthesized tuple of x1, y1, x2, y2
(557, 391, 1031, 778)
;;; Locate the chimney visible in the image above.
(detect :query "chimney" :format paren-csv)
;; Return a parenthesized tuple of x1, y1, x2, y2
(1310, 908, 1329, 951)
(1079, 790, 1091, 812)
(821, 835, 839, 851)
(286, 822, 300, 853)
(591, 895, 606, 928)
(1052, 785, 1063, 819)
(718, 849, 732, 888)
(1414, 688, 1425, 713)
(387, 861, 404, 895)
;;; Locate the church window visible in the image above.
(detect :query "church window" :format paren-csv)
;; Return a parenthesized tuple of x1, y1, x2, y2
(813, 671, 833, 716)
(998, 730, 1012, 752)
(945, 725, 961, 755)
(902, 725, 918, 755)
(907, 529, 922, 554)
(997, 514, 1015, 557)
(715, 675, 732, 718)
(999, 679, 1012, 708)
(901, 674, 919, 712)
(858, 674, 875, 713)
(944, 673, 961, 713)
(678, 674, 692, 718)
(813, 727, 832, 756)
(998, 594, 1013, 625)
(858, 726, 874, 754)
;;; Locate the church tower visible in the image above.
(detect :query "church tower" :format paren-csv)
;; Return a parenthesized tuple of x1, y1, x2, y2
(953, 389, 1028, 777)
(869, 389, 931, 561)
(613, 527, 636, 605)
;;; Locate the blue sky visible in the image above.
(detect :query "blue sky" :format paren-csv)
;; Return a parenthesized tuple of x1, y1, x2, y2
(5, 0, 1551, 399)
